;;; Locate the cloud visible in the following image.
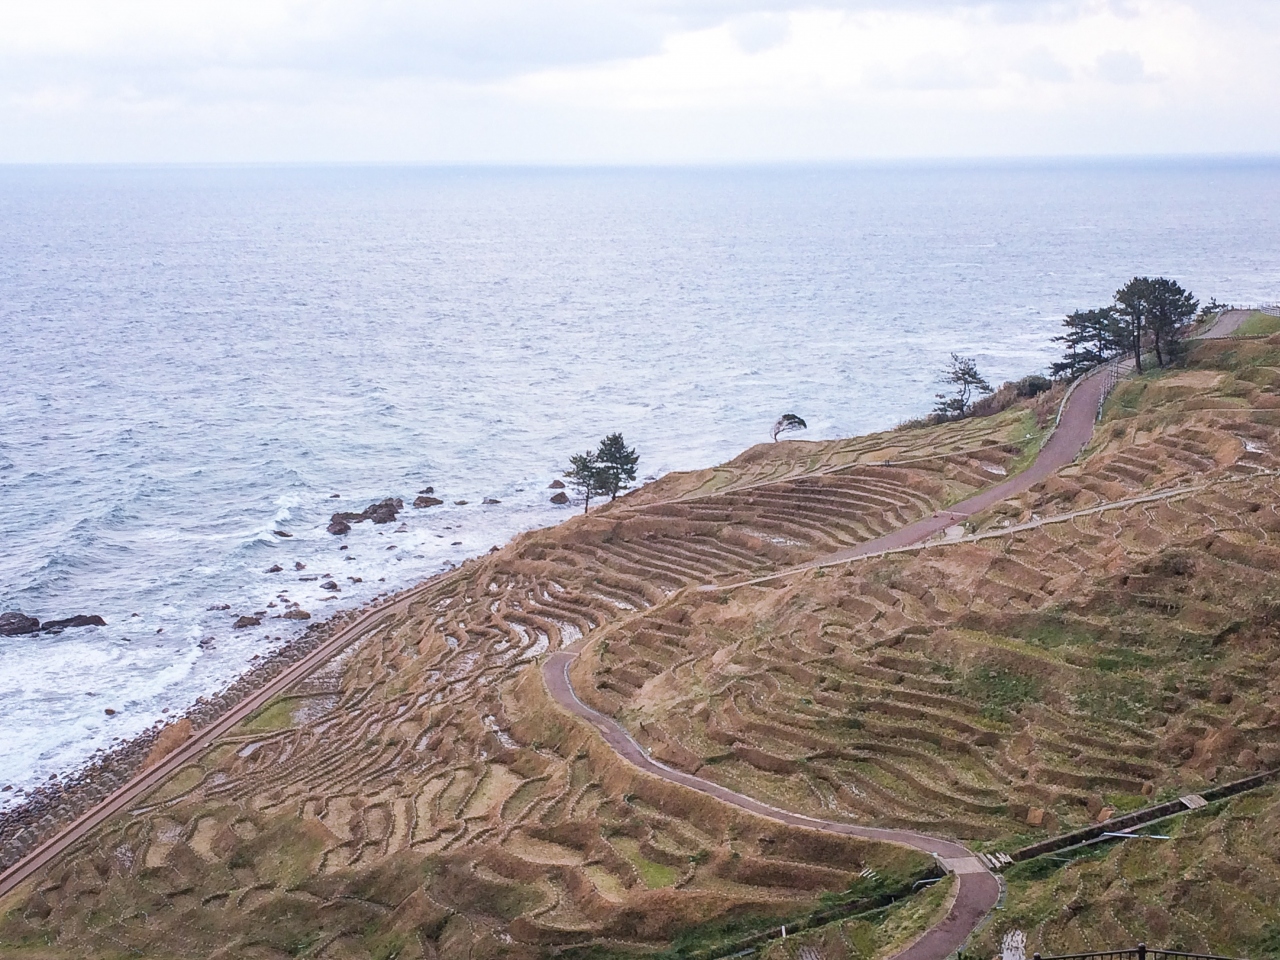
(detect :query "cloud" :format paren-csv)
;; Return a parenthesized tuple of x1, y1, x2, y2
(1094, 49, 1147, 83)
(0, 0, 1277, 161)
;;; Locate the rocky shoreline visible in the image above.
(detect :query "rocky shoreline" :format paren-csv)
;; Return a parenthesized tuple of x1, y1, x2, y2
(0, 602, 373, 874)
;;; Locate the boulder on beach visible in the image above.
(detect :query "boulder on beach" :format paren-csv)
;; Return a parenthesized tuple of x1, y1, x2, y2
(414, 495, 444, 508)
(0, 611, 41, 636)
(328, 497, 404, 534)
(549, 479, 565, 489)
(283, 609, 311, 620)
(233, 615, 261, 629)
(41, 614, 107, 633)
(550, 492, 569, 505)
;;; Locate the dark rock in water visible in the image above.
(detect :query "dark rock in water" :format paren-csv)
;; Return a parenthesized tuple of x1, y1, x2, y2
(233, 615, 261, 629)
(418, 486, 434, 495)
(550, 492, 570, 504)
(265, 564, 283, 573)
(321, 581, 339, 591)
(207, 603, 232, 611)
(549, 479, 566, 489)
(414, 495, 443, 508)
(282, 609, 311, 620)
(329, 493, 341, 498)
(489, 546, 500, 553)
(295, 561, 306, 570)
(483, 497, 501, 505)
(451, 541, 462, 546)
(454, 500, 468, 506)
(41, 614, 107, 633)
(329, 497, 403, 531)
(366, 498, 403, 524)
(104, 708, 116, 716)
(348, 576, 363, 583)
(0, 612, 41, 636)
(273, 530, 292, 538)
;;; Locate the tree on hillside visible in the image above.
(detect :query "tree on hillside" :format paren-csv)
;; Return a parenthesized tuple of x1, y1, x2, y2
(1112, 277, 1198, 371)
(596, 433, 639, 501)
(564, 452, 608, 514)
(1113, 277, 1152, 373)
(1051, 307, 1122, 379)
(1145, 277, 1199, 367)
(933, 354, 992, 420)
(771, 414, 807, 442)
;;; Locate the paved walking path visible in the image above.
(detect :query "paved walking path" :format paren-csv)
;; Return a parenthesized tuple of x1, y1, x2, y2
(539, 356, 1156, 957)
(543, 653, 1000, 960)
(709, 359, 1125, 591)
(0, 349, 1144, 954)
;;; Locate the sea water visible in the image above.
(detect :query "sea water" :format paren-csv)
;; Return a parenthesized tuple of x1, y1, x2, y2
(2, 160, 1279, 802)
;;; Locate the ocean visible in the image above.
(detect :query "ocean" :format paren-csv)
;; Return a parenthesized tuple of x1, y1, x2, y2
(2, 160, 1278, 802)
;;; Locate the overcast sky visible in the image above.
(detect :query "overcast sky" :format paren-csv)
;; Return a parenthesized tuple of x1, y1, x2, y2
(2, 0, 1277, 163)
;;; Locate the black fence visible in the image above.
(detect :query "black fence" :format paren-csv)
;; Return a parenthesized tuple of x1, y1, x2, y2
(1034, 943, 1247, 960)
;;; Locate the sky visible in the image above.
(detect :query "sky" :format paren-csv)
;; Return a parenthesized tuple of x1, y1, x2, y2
(1, 0, 1278, 163)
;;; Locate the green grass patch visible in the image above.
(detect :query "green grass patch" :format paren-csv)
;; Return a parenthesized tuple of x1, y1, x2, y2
(1234, 311, 1280, 337)
(962, 665, 1040, 722)
(611, 837, 680, 888)
(241, 698, 300, 733)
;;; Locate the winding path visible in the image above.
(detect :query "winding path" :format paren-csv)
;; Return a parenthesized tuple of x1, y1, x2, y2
(2, 356, 1123, 955)
(541, 361, 1125, 958)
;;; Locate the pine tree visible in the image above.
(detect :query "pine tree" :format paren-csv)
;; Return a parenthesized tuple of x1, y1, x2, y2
(595, 433, 640, 501)
(933, 354, 992, 420)
(1114, 277, 1152, 373)
(1051, 307, 1121, 378)
(1145, 277, 1198, 367)
(565, 453, 608, 514)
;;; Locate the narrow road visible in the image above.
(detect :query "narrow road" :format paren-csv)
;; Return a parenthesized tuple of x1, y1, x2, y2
(1200, 308, 1256, 339)
(712, 359, 1126, 590)
(540, 360, 1128, 957)
(2, 353, 1120, 952)
(543, 653, 1000, 960)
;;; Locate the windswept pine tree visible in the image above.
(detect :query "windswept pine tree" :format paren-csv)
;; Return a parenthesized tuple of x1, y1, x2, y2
(595, 433, 639, 501)
(771, 413, 807, 441)
(933, 354, 992, 420)
(1051, 307, 1121, 378)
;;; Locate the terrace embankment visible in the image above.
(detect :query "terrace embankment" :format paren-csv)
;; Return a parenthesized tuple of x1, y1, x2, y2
(4, 337, 1280, 958)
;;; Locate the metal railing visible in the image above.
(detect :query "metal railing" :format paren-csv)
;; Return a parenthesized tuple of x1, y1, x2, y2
(1033, 943, 1247, 960)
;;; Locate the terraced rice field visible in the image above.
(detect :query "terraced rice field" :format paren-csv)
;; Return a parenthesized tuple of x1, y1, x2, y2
(580, 341, 1280, 858)
(0, 388, 1041, 959)
(5, 338, 1280, 959)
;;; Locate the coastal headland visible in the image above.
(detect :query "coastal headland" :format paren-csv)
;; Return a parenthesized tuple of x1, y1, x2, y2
(3, 313, 1280, 959)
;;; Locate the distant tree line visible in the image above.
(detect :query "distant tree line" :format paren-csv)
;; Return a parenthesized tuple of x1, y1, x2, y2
(1053, 276, 1199, 378)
